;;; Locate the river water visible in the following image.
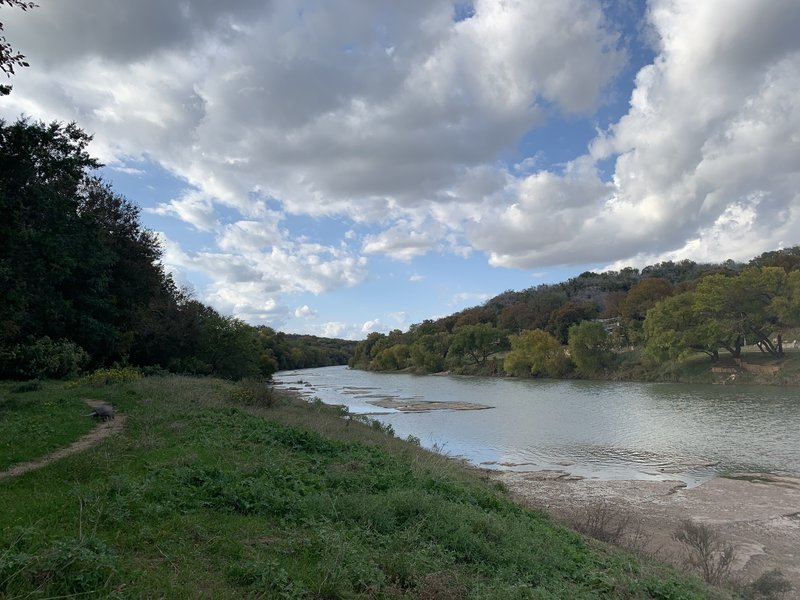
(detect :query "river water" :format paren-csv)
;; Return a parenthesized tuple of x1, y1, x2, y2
(272, 366, 800, 487)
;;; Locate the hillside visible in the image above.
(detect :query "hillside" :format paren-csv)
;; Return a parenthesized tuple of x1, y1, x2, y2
(349, 247, 800, 383)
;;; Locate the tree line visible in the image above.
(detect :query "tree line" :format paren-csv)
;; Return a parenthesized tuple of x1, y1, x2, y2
(0, 118, 354, 380)
(349, 248, 800, 379)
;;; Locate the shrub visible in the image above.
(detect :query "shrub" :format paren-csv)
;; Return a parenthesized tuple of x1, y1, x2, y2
(76, 366, 142, 387)
(749, 569, 793, 599)
(230, 377, 277, 408)
(0, 337, 89, 380)
(672, 519, 736, 584)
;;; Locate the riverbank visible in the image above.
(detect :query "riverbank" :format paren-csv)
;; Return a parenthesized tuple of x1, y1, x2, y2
(492, 470, 800, 592)
(0, 376, 726, 598)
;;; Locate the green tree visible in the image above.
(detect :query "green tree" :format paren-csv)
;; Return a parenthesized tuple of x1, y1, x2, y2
(567, 321, 612, 376)
(504, 329, 568, 378)
(447, 324, 508, 368)
(643, 292, 718, 362)
(372, 344, 410, 371)
(694, 267, 788, 358)
(409, 332, 451, 373)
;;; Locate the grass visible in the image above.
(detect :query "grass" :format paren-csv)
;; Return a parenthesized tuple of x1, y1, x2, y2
(0, 375, 728, 598)
(0, 381, 96, 470)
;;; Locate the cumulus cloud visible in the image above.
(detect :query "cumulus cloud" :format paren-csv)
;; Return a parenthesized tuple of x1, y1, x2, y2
(4, 0, 796, 331)
(468, 0, 800, 268)
(294, 305, 317, 319)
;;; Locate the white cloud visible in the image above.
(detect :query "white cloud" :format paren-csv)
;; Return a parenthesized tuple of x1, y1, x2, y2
(294, 305, 317, 319)
(451, 292, 491, 306)
(148, 191, 218, 232)
(361, 319, 385, 334)
(466, 0, 800, 268)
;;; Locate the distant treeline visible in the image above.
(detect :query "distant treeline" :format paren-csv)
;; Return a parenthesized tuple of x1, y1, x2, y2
(350, 247, 800, 379)
(0, 118, 354, 380)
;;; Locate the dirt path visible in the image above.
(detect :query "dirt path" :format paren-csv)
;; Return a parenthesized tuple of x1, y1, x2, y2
(492, 470, 800, 590)
(0, 400, 125, 481)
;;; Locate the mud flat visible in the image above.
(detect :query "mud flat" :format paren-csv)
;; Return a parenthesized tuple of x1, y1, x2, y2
(492, 471, 800, 589)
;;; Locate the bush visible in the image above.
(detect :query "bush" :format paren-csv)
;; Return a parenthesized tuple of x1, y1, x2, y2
(230, 378, 277, 408)
(672, 519, 736, 584)
(749, 569, 793, 599)
(76, 366, 142, 387)
(0, 337, 89, 380)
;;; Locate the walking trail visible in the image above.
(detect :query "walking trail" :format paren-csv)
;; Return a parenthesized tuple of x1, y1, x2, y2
(0, 400, 125, 481)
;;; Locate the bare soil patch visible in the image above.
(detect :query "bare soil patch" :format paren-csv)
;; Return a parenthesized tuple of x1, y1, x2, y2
(0, 399, 125, 481)
(492, 470, 800, 589)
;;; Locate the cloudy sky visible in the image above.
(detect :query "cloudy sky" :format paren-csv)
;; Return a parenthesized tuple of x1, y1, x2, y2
(2, 0, 799, 339)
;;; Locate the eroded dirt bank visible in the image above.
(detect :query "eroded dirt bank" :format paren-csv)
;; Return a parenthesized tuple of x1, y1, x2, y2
(492, 471, 800, 589)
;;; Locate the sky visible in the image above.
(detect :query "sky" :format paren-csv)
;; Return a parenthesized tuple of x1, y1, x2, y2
(2, 0, 799, 339)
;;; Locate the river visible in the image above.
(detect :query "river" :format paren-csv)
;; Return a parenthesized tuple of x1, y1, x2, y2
(272, 366, 800, 487)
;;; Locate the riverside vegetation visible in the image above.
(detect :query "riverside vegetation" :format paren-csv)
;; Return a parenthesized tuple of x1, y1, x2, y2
(348, 248, 800, 386)
(0, 373, 736, 599)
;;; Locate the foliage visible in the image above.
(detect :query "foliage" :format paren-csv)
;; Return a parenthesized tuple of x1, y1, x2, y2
(0, 336, 89, 379)
(447, 323, 509, 369)
(230, 377, 277, 409)
(620, 278, 673, 342)
(0, 118, 354, 379)
(644, 293, 719, 362)
(74, 366, 142, 386)
(504, 329, 569, 378)
(568, 321, 613, 377)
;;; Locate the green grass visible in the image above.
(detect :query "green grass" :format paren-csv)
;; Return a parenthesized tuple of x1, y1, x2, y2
(0, 376, 727, 598)
(0, 381, 96, 470)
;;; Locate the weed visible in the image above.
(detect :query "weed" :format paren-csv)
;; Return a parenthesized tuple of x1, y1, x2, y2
(73, 366, 142, 387)
(230, 377, 277, 408)
(672, 519, 736, 584)
(748, 569, 793, 599)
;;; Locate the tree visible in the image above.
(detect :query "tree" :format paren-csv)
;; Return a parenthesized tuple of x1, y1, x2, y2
(0, 1, 36, 95)
(547, 301, 598, 344)
(447, 324, 508, 368)
(619, 277, 673, 343)
(567, 321, 612, 376)
(693, 268, 788, 358)
(409, 332, 451, 373)
(643, 292, 719, 362)
(504, 329, 568, 378)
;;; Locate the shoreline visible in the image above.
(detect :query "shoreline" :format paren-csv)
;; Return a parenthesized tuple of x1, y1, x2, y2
(490, 469, 800, 589)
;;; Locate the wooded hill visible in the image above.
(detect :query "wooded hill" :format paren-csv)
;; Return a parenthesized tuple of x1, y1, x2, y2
(0, 118, 354, 381)
(349, 247, 800, 380)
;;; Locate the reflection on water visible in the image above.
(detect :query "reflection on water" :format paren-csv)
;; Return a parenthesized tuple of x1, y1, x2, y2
(273, 366, 800, 487)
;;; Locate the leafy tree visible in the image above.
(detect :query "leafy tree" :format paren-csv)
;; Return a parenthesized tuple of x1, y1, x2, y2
(567, 321, 612, 376)
(643, 292, 719, 362)
(749, 246, 800, 272)
(504, 329, 568, 378)
(693, 267, 787, 358)
(372, 344, 410, 371)
(619, 277, 672, 343)
(547, 301, 598, 344)
(409, 332, 451, 372)
(447, 324, 508, 368)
